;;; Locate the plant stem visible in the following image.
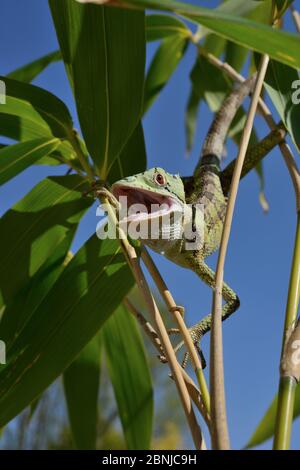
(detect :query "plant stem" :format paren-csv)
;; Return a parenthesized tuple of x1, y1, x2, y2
(273, 214, 300, 449)
(103, 198, 205, 449)
(194, 42, 300, 211)
(290, 5, 300, 33)
(273, 377, 297, 449)
(124, 297, 211, 429)
(210, 54, 270, 450)
(141, 247, 211, 414)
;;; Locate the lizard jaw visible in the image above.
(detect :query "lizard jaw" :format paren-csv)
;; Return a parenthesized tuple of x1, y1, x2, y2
(111, 184, 183, 223)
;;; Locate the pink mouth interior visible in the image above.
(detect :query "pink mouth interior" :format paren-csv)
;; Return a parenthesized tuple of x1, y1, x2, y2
(112, 184, 178, 220)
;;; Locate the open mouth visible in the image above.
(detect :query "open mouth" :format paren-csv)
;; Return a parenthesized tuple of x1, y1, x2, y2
(112, 184, 183, 223)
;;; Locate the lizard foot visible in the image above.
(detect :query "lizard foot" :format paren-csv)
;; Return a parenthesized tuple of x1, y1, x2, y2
(168, 305, 185, 317)
(94, 187, 120, 210)
(166, 326, 206, 369)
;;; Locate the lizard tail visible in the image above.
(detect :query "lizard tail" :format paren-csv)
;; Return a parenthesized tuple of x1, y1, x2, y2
(194, 74, 257, 179)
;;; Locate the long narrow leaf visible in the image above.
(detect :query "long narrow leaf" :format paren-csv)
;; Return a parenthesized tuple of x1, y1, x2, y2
(0, 236, 75, 346)
(0, 138, 60, 186)
(246, 386, 300, 448)
(0, 76, 73, 140)
(264, 60, 300, 151)
(103, 304, 153, 450)
(144, 35, 188, 113)
(7, 51, 61, 83)
(64, 335, 102, 449)
(107, 122, 147, 183)
(121, 0, 300, 69)
(0, 174, 91, 309)
(0, 236, 134, 427)
(49, 0, 145, 177)
(146, 14, 190, 41)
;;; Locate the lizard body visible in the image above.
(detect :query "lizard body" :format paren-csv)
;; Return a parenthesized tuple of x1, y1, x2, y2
(109, 75, 283, 364)
(111, 164, 238, 354)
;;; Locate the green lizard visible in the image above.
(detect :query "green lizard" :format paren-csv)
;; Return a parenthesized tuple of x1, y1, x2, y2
(100, 76, 284, 366)
(111, 163, 237, 366)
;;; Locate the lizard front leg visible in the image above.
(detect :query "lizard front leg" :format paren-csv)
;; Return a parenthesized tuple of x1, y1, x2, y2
(189, 259, 240, 338)
(172, 257, 240, 367)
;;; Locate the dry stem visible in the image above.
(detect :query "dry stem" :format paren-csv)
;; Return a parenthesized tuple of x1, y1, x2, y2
(195, 44, 300, 210)
(124, 297, 211, 430)
(141, 247, 211, 414)
(210, 54, 270, 450)
(103, 198, 204, 449)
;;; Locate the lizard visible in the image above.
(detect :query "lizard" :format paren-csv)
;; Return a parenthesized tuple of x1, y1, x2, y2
(97, 75, 285, 367)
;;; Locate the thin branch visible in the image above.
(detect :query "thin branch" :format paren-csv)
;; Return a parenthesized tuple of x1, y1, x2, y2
(141, 247, 210, 414)
(182, 123, 284, 199)
(194, 75, 256, 178)
(290, 4, 300, 33)
(102, 198, 205, 450)
(220, 124, 286, 194)
(210, 54, 270, 450)
(124, 297, 211, 430)
(195, 43, 300, 210)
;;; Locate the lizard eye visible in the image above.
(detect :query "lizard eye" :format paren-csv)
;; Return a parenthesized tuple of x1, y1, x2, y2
(154, 173, 166, 186)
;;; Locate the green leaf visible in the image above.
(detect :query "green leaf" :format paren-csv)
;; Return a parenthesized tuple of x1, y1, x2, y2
(190, 55, 232, 112)
(103, 304, 153, 450)
(146, 13, 190, 41)
(184, 32, 226, 154)
(107, 122, 147, 183)
(223, 1, 272, 76)
(185, 88, 201, 156)
(64, 335, 102, 449)
(0, 236, 134, 428)
(274, 0, 294, 18)
(124, 0, 300, 69)
(0, 76, 73, 140)
(0, 138, 60, 186)
(0, 76, 77, 165)
(144, 35, 188, 113)
(49, 0, 145, 178)
(204, 33, 227, 56)
(224, 42, 248, 73)
(7, 51, 61, 83)
(246, 386, 300, 448)
(0, 236, 75, 346)
(264, 59, 300, 151)
(0, 174, 91, 309)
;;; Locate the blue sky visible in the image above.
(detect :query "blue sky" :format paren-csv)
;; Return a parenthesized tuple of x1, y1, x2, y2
(1, 0, 300, 450)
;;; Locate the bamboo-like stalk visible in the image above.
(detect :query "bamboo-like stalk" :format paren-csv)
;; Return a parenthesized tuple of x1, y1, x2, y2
(124, 297, 211, 430)
(102, 197, 205, 449)
(273, 214, 300, 449)
(141, 247, 211, 414)
(210, 54, 270, 450)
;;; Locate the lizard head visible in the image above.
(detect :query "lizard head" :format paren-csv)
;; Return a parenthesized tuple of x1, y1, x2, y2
(111, 167, 185, 223)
